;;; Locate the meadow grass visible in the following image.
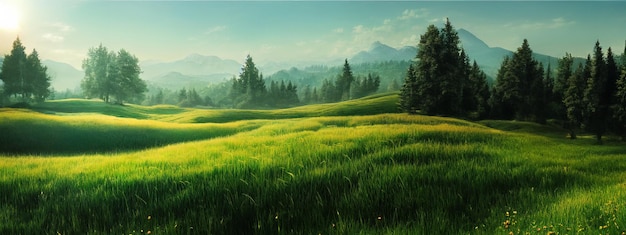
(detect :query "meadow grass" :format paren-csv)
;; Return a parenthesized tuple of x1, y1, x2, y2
(1, 96, 626, 234)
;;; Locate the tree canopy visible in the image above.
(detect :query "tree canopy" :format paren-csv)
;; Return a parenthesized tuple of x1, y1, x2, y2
(81, 45, 147, 104)
(0, 37, 51, 104)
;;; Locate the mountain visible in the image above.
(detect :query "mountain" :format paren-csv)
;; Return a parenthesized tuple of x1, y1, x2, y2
(347, 29, 586, 79)
(43, 60, 83, 91)
(141, 54, 241, 81)
(148, 71, 232, 90)
(350, 41, 416, 64)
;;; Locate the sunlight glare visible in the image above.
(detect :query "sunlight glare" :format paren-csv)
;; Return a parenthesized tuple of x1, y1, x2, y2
(0, 3, 20, 31)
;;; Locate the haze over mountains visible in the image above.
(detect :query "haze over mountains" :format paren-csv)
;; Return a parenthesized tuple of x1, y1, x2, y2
(4, 29, 584, 91)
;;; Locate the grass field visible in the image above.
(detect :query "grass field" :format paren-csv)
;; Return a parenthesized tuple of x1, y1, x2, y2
(1, 93, 625, 234)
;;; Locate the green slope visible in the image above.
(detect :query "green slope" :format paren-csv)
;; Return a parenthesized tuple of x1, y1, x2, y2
(33, 92, 401, 123)
(1, 96, 625, 234)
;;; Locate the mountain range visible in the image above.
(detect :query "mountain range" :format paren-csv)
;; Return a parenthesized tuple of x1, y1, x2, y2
(2, 29, 587, 91)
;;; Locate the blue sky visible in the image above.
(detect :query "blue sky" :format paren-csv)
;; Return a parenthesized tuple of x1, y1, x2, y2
(1, 1, 625, 69)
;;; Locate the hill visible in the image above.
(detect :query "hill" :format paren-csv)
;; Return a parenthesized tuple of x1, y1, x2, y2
(1, 94, 626, 234)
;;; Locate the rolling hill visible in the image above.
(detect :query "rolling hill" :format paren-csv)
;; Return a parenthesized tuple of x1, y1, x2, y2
(1, 95, 625, 234)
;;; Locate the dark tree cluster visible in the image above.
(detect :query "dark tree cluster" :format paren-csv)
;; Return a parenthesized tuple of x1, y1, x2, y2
(81, 44, 147, 104)
(268, 80, 299, 108)
(490, 39, 547, 123)
(558, 41, 624, 142)
(400, 19, 490, 117)
(400, 19, 626, 143)
(316, 59, 381, 104)
(0, 37, 51, 105)
(177, 87, 212, 107)
(230, 55, 299, 108)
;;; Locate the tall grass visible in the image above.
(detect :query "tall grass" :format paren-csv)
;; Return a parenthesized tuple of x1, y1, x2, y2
(1, 111, 626, 234)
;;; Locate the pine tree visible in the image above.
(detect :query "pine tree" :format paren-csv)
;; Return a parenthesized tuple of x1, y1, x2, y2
(584, 41, 609, 143)
(414, 25, 442, 114)
(605, 48, 620, 136)
(438, 18, 463, 115)
(230, 55, 266, 108)
(25, 49, 51, 103)
(469, 61, 490, 118)
(335, 59, 354, 101)
(564, 60, 588, 139)
(614, 44, 626, 140)
(490, 39, 544, 122)
(554, 53, 574, 120)
(490, 56, 515, 119)
(0, 37, 28, 101)
(399, 64, 418, 114)
(0, 38, 51, 104)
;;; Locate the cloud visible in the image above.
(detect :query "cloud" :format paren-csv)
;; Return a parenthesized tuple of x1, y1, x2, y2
(506, 17, 575, 30)
(333, 27, 344, 33)
(204, 25, 227, 35)
(399, 8, 429, 20)
(352, 25, 364, 33)
(49, 22, 74, 32)
(43, 33, 64, 42)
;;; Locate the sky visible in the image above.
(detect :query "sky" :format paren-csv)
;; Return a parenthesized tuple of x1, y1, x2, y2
(1, 0, 625, 69)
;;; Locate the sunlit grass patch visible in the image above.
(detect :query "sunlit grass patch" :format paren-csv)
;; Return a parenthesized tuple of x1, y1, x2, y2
(2, 99, 626, 233)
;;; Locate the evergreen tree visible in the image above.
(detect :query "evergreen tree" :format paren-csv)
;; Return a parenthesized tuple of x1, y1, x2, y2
(0, 37, 28, 101)
(399, 64, 418, 114)
(490, 56, 515, 119)
(25, 49, 51, 103)
(564, 56, 591, 139)
(320, 78, 337, 103)
(335, 59, 354, 101)
(0, 38, 51, 103)
(469, 60, 491, 118)
(302, 85, 312, 104)
(605, 48, 620, 136)
(438, 18, 463, 115)
(490, 39, 545, 122)
(414, 24, 442, 114)
(230, 55, 266, 108)
(554, 53, 574, 120)
(311, 87, 319, 104)
(583, 41, 609, 143)
(614, 45, 626, 140)
(178, 88, 188, 103)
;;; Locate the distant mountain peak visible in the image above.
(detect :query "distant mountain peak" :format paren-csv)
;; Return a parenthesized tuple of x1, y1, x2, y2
(457, 28, 490, 50)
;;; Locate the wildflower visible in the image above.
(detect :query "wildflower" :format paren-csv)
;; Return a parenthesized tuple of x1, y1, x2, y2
(147, 215, 151, 220)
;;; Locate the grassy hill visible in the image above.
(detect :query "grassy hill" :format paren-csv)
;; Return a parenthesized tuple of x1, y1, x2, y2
(1, 94, 625, 234)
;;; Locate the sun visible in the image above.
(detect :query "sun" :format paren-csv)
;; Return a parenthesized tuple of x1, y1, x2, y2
(0, 3, 20, 31)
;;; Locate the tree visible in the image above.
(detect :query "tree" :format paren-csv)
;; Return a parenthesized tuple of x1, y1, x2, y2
(413, 24, 442, 114)
(490, 39, 545, 122)
(399, 64, 418, 114)
(81, 45, 146, 104)
(614, 44, 626, 140)
(564, 56, 590, 139)
(554, 53, 574, 121)
(25, 49, 51, 103)
(113, 49, 146, 104)
(437, 18, 463, 115)
(469, 60, 491, 118)
(583, 41, 609, 143)
(230, 55, 266, 108)
(0, 38, 51, 103)
(605, 48, 620, 136)
(335, 59, 355, 101)
(0, 37, 27, 101)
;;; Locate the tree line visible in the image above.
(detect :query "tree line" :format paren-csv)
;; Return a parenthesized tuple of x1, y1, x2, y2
(0, 37, 51, 105)
(400, 19, 626, 143)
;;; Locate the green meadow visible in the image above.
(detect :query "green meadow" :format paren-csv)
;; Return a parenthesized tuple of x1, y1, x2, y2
(1, 93, 625, 234)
